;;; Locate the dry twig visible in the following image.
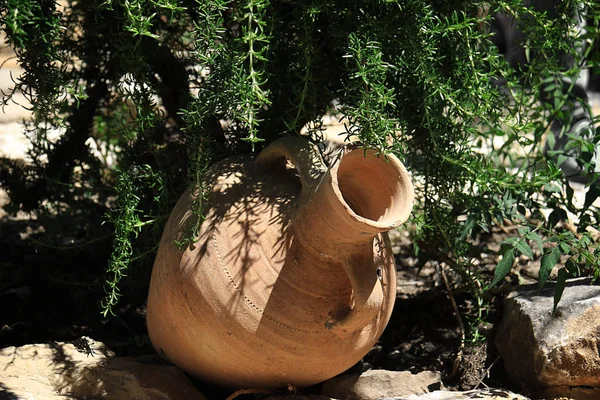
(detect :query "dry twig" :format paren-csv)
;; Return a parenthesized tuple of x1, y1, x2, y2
(438, 261, 465, 380)
(225, 388, 274, 400)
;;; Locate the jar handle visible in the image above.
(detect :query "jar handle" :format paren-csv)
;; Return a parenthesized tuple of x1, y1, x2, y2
(255, 136, 326, 192)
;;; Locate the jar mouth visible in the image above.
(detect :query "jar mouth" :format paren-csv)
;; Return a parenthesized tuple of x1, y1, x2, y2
(330, 148, 414, 230)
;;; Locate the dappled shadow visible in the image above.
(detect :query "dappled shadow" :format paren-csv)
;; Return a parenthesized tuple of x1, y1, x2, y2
(146, 145, 310, 384)
(146, 137, 414, 387)
(362, 288, 463, 373)
(0, 339, 207, 399)
(0, 340, 110, 398)
(48, 339, 111, 397)
(0, 209, 152, 356)
(0, 384, 18, 400)
(175, 152, 302, 317)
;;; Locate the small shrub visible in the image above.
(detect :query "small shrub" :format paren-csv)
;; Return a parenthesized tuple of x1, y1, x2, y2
(1, 0, 599, 334)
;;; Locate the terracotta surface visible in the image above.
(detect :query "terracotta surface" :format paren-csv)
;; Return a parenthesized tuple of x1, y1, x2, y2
(146, 137, 414, 388)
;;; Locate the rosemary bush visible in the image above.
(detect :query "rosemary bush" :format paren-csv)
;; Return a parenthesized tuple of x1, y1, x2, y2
(1, 0, 599, 334)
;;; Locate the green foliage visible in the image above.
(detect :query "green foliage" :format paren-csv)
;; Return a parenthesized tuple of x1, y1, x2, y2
(1, 0, 599, 333)
(490, 248, 516, 289)
(103, 164, 167, 317)
(539, 246, 561, 292)
(554, 268, 569, 312)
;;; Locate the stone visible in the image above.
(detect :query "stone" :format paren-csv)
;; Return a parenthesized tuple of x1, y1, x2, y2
(264, 389, 531, 400)
(495, 279, 600, 392)
(266, 396, 333, 400)
(535, 386, 600, 400)
(380, 388, 530, 399)
(320, 370, 442, 400)
(0, 338, 207, 400)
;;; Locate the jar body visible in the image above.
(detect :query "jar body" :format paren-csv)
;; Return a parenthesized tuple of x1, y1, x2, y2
(146, 154, 397, 388)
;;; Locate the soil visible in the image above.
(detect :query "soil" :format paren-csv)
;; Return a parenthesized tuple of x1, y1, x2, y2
(0, 211, 151, 357)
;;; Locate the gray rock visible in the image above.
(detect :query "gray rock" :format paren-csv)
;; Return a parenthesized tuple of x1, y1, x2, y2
(381, 388, 529, 399)
(265, 389, 530, 400)
(266, 396, 333, 400)
(496, 279, 600, 391)
(0, 338, 207, 399)
(535, 385, 600, 400)
(321, 369, 442, 400)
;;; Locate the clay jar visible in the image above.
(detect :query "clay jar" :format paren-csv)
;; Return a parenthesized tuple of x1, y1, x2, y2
(146, 137, 414, 388)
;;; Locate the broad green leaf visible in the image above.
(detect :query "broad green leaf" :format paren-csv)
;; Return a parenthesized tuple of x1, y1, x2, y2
(538, 246, 561, 293)
(547, 210, 560, 230)
(502, 236, 533, 259)
(543, 184, 562, 193)
(559, 242, 571, 254)
(556, 154, 568, 167)
(547, 209, 567, 230)
(502, 237, 519, 246)
(582, 184, 600, 213)
(553, 268, 568, 313)
(515, 240, 534, 260)
(526, 231, 544, 254)
(514, 213, 526, 222)
(541, 76, 557, 84)
(459, 215, 476, 241)
(546, 150, 561, 158)
(565, 258, 578, 275)
(490, 248, 515, 289)
(580, 234, 591, 246)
